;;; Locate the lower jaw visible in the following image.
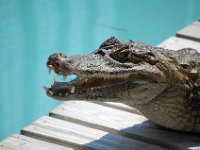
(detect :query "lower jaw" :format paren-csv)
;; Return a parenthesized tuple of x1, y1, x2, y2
(48, 83, 127, 101)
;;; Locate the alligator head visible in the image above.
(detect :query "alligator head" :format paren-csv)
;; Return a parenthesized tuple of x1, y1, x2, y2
(44, 37, 200, 132)
(44, 36, 188, 104)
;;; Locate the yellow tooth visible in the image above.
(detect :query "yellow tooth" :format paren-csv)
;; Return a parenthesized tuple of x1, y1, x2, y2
(54, 75, 58, 83)
(43, 86, 49, 92)
(70, 86, 75, 93)
(63, 75, 67, 81)
(49, 90, 54, 95)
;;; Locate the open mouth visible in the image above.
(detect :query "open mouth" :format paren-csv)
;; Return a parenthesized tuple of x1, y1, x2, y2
(44, 54, 134, 98)
(44, 52, 160, 99)
(44, 71, 131, 98)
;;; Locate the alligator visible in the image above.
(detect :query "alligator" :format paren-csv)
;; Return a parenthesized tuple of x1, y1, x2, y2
(44, 36, 200, 133)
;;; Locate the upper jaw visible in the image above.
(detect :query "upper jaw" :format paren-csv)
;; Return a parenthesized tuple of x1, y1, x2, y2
(48, 52, 164, 82)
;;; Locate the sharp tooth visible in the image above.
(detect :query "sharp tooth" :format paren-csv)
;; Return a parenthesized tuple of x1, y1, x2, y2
(85, 79, 88, 82)
(48, 68, 52, 74)
(43, 86, 49, 92)
(59, 93, 62, 96)
(54, 76, 58, 83)
(49, 90, 54, 95)
(65, 92, 68, 96)
(91, 87, 94, 91)
(70, 86, 75, 93)
(63, 75, 67, 81)
(48, 65, 53, 68)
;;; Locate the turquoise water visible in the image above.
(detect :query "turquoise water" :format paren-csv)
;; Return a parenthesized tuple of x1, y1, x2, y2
(0, 0, 200, 141)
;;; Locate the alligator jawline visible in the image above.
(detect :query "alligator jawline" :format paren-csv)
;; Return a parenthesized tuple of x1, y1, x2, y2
(81, 76, 132, 88)
(44, 74, 133, 97)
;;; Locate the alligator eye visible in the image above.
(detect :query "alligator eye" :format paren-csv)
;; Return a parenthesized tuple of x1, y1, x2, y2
(96, 49, 105, 56)
(110, 51, 129, 63)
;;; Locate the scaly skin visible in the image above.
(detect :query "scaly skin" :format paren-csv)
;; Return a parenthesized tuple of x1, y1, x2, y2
(44, 37, 200, 133)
